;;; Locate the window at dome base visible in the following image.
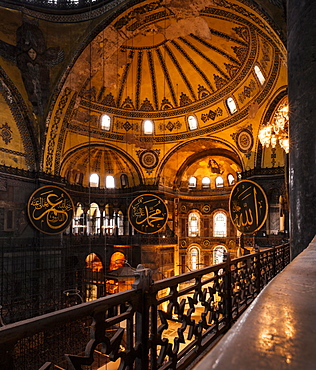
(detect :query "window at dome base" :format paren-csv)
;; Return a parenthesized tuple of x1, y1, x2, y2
(215, 176, 224, 188)
(89, 173, 99, 187)
(228, 174, 235, 186)
(202, 176, 211, 188)
(188, 115, 198, 130)
(120, 174, 129, 188)
(188, 176, 197, 188)
(101, 114, 111, 131)
(226, 97, 238, 114)
(106, 175, 115, 189)
(143, 120, 154, 135)
(254, 65, 265, 85)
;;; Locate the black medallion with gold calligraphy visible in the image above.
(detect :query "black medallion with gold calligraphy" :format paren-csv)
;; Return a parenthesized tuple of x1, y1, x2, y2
(28, 185, 74, 234)
(128, 194, 168, 234)
(229, 180, 268, 234)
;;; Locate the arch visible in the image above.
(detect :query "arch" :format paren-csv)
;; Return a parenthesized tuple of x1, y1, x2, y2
(188, 176, 197, 188)
(156, 138, 243, 189)
(89, 173, 99, 187)
(254, 65, 266, 85)
(202, 176, 211, 188)
(188, 211, 200, 237)
(0, 73, 38, 170)
(226, 97, 238, 114)
(105, 175, 115, 189)
(117, 210, 125, 235)
(73, 203, 85, 235)
(109, 251, 126, 272)
(227, 174, 235, 186)
(100, 113, 111, 131)
(87, 202, 100, 235)
(120, 174, 129, 188)
(189, 246, 200, 270)
(213, 211, 227, 237)
(143, 119, 154, 135)
(85, 252, 104, 272)
(84, 253, 104, 301)
(102, 203, 115, 235)
(188, 115, 198, 130)
(59, 143, 144, 187)
(215, 176, 224, 188)
(256, 89, 288, 168)
(213, 245, 227, 264)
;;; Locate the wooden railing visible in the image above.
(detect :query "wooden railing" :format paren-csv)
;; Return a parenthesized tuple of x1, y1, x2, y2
(0, 243, 290, 369)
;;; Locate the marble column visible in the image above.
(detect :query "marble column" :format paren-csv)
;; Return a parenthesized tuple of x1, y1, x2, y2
(288, 1, 316, 257)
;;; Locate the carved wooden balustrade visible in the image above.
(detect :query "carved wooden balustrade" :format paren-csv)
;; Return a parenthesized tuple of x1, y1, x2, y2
(0, 244, 290, 370)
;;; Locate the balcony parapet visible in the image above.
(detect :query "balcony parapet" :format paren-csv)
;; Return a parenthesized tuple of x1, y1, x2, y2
(0, 244, 290, 369)
(193, 237, 316, 370)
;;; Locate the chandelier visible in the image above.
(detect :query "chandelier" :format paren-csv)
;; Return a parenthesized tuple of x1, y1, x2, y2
(258, 99, 289, 153)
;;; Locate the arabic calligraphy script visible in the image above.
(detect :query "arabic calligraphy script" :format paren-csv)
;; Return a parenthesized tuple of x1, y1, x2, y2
(229, 180, 268, 234)
(128, 194, 168, 234)
(28, 186, 74, 234)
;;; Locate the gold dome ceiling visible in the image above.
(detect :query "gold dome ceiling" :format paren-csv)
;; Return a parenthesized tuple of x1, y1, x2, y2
(60, 145, 142, 187)
(64, 0, 285, 128)
(82, 15, 250, 115)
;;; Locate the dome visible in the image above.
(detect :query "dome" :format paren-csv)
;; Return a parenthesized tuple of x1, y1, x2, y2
(60, 145, 142, 187)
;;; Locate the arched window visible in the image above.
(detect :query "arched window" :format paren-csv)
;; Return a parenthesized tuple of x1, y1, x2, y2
(188, 176, 197, 188)
(188, 115, 198, 130)
(106, 252, 134, 294)
(227, 174, 235, 186)
(254, 65, 265, 85)
(73, 203, 85, 234)
(85, 253, 104, 301)
(85, 253, 103, 272)
(109, 251, 125, 271)
(101, 114, 111, 131)
(103, 204, 115, 235)
(120, 174, 129, 188)
(89, 173, 99, 187)
(117, 211, 124, 235)
(106, 175, 115, 189)
(188, 212, 200, 237)
(143, 119, 154, 135)
(189, 246, 200, 270)
(215, 176, 224, 188)
(213, 212, 227, 237)
(87, 202, 100, 235)
(74, 172, 83, 185)
(202, 176, 211, 188)
(226, 97, 237, 114)
(213, 245, 227, 264)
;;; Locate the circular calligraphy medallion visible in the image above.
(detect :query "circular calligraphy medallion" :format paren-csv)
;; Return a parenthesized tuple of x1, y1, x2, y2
(139, 150, 159, 169)
(229, 180, 268, 234)
(128, 194, 168, 234)
(27, 185, 74, 235)
(236, 129, 253, 153)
